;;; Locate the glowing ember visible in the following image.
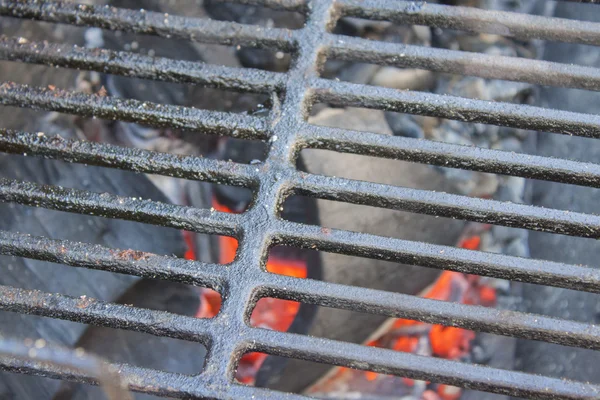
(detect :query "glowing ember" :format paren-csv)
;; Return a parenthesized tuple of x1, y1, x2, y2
(307, 231, 496, 400)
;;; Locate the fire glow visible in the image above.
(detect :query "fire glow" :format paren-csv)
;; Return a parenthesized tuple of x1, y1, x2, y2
(185, 202, 496, 398)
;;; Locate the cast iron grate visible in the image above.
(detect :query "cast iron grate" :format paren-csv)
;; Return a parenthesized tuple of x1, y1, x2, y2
(0, 0, 600, 398)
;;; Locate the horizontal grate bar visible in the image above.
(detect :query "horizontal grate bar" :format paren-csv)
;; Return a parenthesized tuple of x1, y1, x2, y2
(338, 0, 600, 46)
(311, 78, 600, 139)
(0, 82, 268, 139)
(3, 130, 599, 238)
(0, 337, 133, 400)
(326, 34, 600, 91)
(0, 178, 240, 237)
(291, 172, 600, 238)
(0, 285, 214, 343)
(0, 0, 296, 51)
(0, 36, 286, 94)
(273, 220, 600, 293)
(0, 360, 206, 399)
(250, 328, 600, 400)
(5, 227, 600, 347)
(298, 125, 600, 188)
(262, 273, 600, 349)
(5, 278, 599, 400)
(0, 349, 311, 399)
(3, 230, 600, 398)
(0, 230, 228, 290)
(0, 129, 259, 188)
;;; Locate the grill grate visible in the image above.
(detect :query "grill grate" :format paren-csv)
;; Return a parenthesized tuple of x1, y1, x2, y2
(1, 0, 600, 398)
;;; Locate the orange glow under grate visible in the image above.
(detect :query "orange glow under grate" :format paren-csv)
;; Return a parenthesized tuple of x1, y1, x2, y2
(186, 200, 496, 396)
(187, 199, 307, 384)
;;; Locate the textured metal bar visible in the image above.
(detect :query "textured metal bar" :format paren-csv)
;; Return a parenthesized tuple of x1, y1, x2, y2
(327, 34, 600, 91)
(0, 83, 268, 139)
(311, 78, 600, 139)
(339, 0, 600, 46)
(0, 358, 310, 399)
(0, 337, 132, 400)
(0, 231, 228, 290)
(291, 172, 600, 238)
(0, 179, 240, 237)
(273, 220, 600, 292)
(0, 37, 286, 94)
(0, 129, 259, 188)
(0, 285, 214, 343)
(297, 125, 600, 188)
(249, 329, 600, 400)
(261, 273, 600, 348)
(0, 0, 296, 51)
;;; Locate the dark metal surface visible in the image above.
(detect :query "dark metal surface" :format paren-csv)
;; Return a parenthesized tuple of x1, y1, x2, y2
(0, 337, 132, 400)
(0, 0, 600, 399)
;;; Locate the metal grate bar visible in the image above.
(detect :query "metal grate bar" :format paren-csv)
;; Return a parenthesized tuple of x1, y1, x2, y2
(274, 220, 600, 293)
(4, 129, 600, 238)
(312, 78, 600, 138)
(4, 124, 600, 202)
(0, 352, 311, 400)
(0, 37, 286, 94)
(5, 8, 600, 94)
(0, 285, 214, 343)
(0, 231, 227, 290)
(4, 250, 600, 399)
(0, 360, 207, 399)
(0, 178, 240, 237)
(338, 0, 600, 46)
(6, 31, 599, 100)
(4, 281, 597, 400)
(7, 129, 600, 241)
(262, 273, 600, 349)
(298, 125, 600, 188)
(0, 83, 268, 139)
(7, 228, 600, 349)
(249, 328, 600, 400)
(3, 180, 600, 293)
(0, 129, 259, 188)
(326, 34, 600, 91)
(0, 0, 296, 51)
(291, 172, 600, 238)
